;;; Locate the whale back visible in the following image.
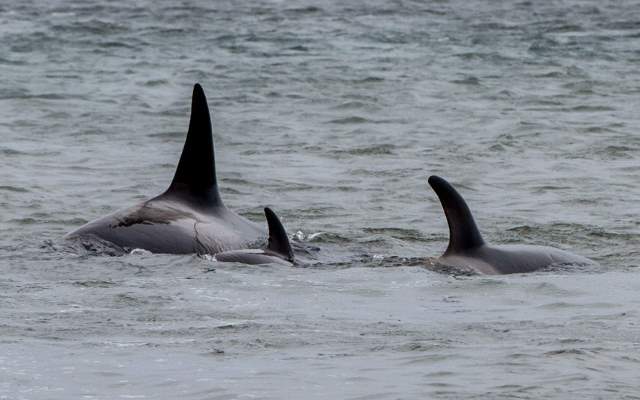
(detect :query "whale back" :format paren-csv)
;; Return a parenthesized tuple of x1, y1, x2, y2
(213, 208, 294, 265)
(428, 175, 485, 254)
(65, 83, 268, 255)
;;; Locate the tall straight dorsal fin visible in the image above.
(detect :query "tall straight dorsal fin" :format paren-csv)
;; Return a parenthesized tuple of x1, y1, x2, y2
(428, 175, 485, 254)
(165, 83, 223, 207)
(265, 207, 294, 262)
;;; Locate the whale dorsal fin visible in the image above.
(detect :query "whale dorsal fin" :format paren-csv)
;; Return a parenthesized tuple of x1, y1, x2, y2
(428, 175, 485, 254)
(163, 83, 223, 208)
(265, 207, 294, 262)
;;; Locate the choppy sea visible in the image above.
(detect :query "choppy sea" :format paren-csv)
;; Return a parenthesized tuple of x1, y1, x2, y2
(2, 0, 640, 398)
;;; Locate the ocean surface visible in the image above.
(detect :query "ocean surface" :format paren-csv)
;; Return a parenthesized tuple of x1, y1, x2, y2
(2, 0, 640, 398)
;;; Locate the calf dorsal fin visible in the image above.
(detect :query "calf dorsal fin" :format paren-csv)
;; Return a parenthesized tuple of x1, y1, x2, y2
(265, 207, 294, 262)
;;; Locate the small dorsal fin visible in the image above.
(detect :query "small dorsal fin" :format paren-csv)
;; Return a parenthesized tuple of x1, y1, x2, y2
(428, 175, 485, 254)
(164, 83, 223, 207)
(265, 207, 294, 262)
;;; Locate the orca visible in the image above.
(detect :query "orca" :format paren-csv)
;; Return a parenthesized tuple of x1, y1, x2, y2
(214, 207, 294, 266)
(65, 84, 266, 254)
(428, 175, 595, 274)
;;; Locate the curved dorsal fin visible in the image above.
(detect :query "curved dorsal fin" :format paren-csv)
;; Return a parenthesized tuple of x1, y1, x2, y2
(164, 83, 223, 208)
(265, 207, 294, 262)
(428, 175, 485, 254)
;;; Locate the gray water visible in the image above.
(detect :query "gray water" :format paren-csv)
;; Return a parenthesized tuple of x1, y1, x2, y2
(2, 0, 640, 398)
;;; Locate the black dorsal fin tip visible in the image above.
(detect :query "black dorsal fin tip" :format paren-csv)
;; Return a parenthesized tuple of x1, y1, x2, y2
(428, 175, 484, 253)
(193, 82, 204, 96)
(265, 207, 294, 262)
(165, 84, 222, 207)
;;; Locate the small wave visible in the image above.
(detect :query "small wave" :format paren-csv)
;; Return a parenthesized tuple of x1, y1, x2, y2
(558, 105, 615, 112)
(599, 145, 636, 158)
(332, 101, 377, 111)
(297, 231, 349, 244)
(1, 92, 85, 101)
(355, 255, 430, 269)
(0, 147, 27, 156)
(603, 20, 640, 30)
(284, 6, 323, 14)
(287, 45, 308, 52)
(534, 71, 564, 78)
(0, 185, 29, 193)
(142, 79, 169, 87)
(147, 131, 183, 138)
(113, 293, 147, 307)
(544, 348, 589, 357)
(528, 38, 561, 53)
(50, 19, 129, 35)
(471, 22, 520, 31)
(451, 76, 481, 85)
(8, 217, 39, 225)
(538, 301, 617, 310)
(545, 24, 585, 34)
(353, 76, 385, 84)
(72, 280, 117, 288)
(337, 144, 396, 156)
(328, 116, 370, 124)
(454, 51, 516, 63)
(363, 227, 427, 241)
(0, 57, 27, 66)
(130, 248, 152, 256)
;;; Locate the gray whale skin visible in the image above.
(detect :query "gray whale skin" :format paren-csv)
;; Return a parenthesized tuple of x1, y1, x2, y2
(215, 207, 294, 266)
(66, 84, 266, 254)
(428, 175, 595, 275)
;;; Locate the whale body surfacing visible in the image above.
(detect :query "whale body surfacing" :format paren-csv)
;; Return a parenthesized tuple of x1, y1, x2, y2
(215, 207, 295, 266)
(65, 84, 266, 255)
(428, 175, 595, 275)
